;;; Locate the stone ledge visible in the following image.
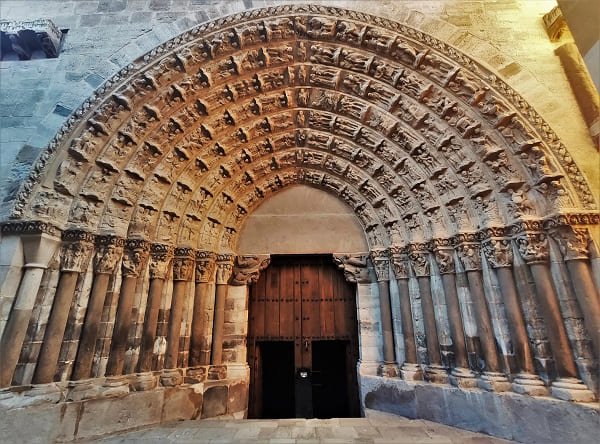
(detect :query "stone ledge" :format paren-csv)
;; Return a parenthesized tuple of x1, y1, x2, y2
(360, 375, 600, 444)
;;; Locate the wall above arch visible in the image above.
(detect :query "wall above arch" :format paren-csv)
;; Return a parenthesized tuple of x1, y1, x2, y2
(237, 185, 368, 254)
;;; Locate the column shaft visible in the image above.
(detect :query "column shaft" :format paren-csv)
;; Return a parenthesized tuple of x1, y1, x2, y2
(32, 271, 78, 383)
(529, 263, 579, 378)
(417, 276, 442, 366)
(396, 278, 417, 364)
(72, 273, 111, 380)
(465, 270, 502, 373)
(496, 267, 536, 373)
(566, 260, 600, 359)
(440, 273, 469, 369)
(378, 280, 395, 364)
(211, 283, 227, 365)
(105, 275, 138, 376)
(189, 282, 213, 366)
(137, 278, 165, 372)
(165, 280, 187, 369)
(0, 266, 46, 386)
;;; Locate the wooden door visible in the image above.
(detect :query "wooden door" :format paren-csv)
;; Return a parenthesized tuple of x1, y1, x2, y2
(247, 255, 359, 418)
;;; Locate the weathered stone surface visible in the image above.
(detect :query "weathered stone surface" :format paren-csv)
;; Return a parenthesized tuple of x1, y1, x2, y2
(161, 385, 203, 422)
(228, 380, 248, 414)
(76, 390, 163, 438)
(202, 385, 228, 418)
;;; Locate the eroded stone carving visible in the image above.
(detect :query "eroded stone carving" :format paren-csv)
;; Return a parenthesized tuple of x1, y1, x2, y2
(148, 243, 174, 280)
(229, 255, 271, 286)
(332, 253, 371, 283)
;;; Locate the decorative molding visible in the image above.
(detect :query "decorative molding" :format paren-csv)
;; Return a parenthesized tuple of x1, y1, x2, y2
(549, 226, 590, 261)
(1, 220, 61, 237)
(229, 255, 271, 286)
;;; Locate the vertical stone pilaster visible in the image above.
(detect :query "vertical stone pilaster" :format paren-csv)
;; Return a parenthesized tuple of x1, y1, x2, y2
(550, 226, 600, 359)
(431, 239, 476, 388)
(72, 235, 124, 380)
(371, 248, 398, 377)
(189, 251, 216, 366)
(137, 243, 173, 373)
(455, 233, 510, 392)
(515, 229, 595, 401)
(211, 253, 233, 365)
(390, 246, 422, 381)
(164, 247, 194, 370)
(0, 223, 60, 387)
(481, 232, 547, 396)
(409, 244, 447, 384)
(105, 239, 149, 377)
(33, 230, 95, 384)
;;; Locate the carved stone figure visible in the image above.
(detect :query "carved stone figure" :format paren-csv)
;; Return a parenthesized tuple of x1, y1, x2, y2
(229, 255, 271, 286)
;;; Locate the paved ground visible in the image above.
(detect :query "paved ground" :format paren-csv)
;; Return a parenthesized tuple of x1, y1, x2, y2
(86, 409, 516, 443)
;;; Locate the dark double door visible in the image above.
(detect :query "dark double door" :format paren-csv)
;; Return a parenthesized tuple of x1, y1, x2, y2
(247, 256, 360, 419)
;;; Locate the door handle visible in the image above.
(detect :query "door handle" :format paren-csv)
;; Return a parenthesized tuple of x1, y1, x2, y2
(304, 340, 309, 351)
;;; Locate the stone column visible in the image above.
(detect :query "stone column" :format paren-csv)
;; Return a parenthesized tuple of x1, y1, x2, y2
(551, 226, 600, 360)
(33, 230, 95, 384)
(371, 249, 398, 377)
(211, 253, 233, 365)
(137, 244, 173, 373)
(481, 234, 547, 396)
(455, 235, 510, 392)
(164, 248, 194, 370)
(515, 230, 595, 402)
(72, 236, 124, 381)
(409, 245, 447, 383)
(389, 246, 422, 381)
(189, 251, 216, 366)
(105, 239, 149, 377)
(431, 240, 476, 388)
(0, 223, 60, 387)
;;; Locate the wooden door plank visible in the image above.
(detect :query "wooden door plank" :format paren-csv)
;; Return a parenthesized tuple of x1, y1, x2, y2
(333, 270, 348, 340)
(301, 263, 320, 368)
(254, 267, 266, 341)
(293, 264, 302, 368)
(265, 266, 280, 340)
(319, 266, 335, 340)
(279, 263, 294, 340)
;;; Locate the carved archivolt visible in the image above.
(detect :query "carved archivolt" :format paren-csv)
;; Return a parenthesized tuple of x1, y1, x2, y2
(9, 5, 597, 252)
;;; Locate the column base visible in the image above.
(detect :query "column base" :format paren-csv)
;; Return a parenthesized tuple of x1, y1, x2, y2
(130, 372, 157, 391)
(449, 367, 478, 388)
(101, 376, 130, 397)
(425, 365, 449, 384)
(551, 378, 596, 402)
(400, 363, 423, 381)
(67, 379, 102, 401)
(512, 373, 549, 396)
(160, 368, 183, 387)
(358, 360, 381, 376)
(225, 363, 249, 379)
(378, 363, 399, 378)
(477, 371, 511, 392)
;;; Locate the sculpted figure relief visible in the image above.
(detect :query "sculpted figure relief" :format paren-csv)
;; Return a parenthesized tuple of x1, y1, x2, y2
(229, 255, 270, 286)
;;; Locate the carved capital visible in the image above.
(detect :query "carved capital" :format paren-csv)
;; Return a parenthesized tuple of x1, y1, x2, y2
(94, 236, 125, 274)
(230, 255, 271, 286)
(455, 242, 482, 271)
(1, 220, 61, 237)
(433, 248, 455, 274)
(332, 253, 371, 283)
(370, 248, 390, 282)
(215, 253, 234, 285)
(121, 239, 150, 277)
(550, 226, 590, 261)
(60, 230, 95, 273)
(514, 232, 549, 264)
(408, 244, 430, 277)
(195, 250, 217, 283)
(148, 243, 174, 280)
(481, 238, 513, 268)
(173, 247, 195, 281)
(389, 245, 409, 280)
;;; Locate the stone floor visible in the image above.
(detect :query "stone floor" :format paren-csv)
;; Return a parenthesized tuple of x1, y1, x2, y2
(84, 409, 516, 443)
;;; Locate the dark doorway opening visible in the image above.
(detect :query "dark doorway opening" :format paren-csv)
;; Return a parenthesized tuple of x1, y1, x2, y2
(260, 341, 295, 419)
(247, 255, 360, 419)
(312, 340, 351, 419)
